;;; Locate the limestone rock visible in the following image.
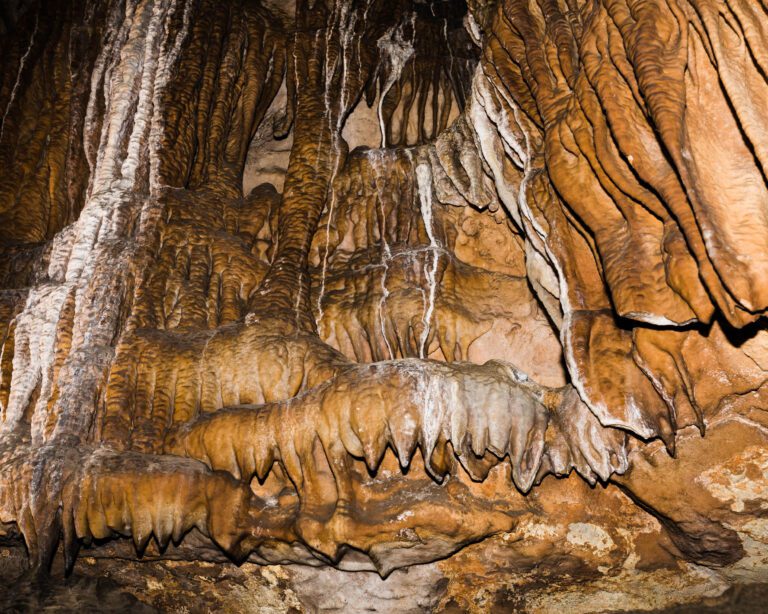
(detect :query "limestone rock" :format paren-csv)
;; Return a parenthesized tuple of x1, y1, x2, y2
(0, 0, 767, 610)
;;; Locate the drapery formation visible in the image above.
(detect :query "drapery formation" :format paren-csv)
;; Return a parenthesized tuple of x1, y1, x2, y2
(0, 0, 766, 592)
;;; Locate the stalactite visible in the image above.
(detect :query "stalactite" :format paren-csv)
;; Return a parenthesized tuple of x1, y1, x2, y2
(0, 1, 767, 609)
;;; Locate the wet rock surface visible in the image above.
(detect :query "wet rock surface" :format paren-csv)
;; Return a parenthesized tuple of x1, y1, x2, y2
(0, 0, 768, 610)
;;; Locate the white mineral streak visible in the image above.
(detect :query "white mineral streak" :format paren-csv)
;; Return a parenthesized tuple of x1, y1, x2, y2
(315, 14, 339, 325)
(92, 1, 150, 193)
(0, 248, 70, 433)
(357, 0, 372, 91)
(335, 1, 356, 131)
(148, 0, 192, 189)
(376, 13, 415, 148)
(294, 271, 305, 334)
(317, 1, 360, 324)
(369, 149, 395, 359)
(415, 163, 440, 359)
(0, 10, 38, 145)
(288, 28, 308, 330)
(2, 0, 189, 443)
(469, 67, 654, 437)
(464, 12, 482, 46)
(83, 3, 119, 184)
(53, 0, 181, 438)
(391, 359, 554, 488)
(3, 285, 68, 432)
(417, 363, 444, 460)
(120, 0, 165, 186)
(443, 18, 454, 91)
(468, 73, 526, 230)
(4, 228, 80, 431)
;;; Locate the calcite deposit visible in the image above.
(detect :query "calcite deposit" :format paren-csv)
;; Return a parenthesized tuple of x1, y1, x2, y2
(1, 0, 768, 611)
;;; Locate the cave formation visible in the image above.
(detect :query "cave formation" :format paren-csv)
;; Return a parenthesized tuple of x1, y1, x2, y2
(1, 0, 768, 611)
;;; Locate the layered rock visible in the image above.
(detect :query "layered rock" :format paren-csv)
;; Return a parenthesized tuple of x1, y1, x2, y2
(0, 0, 767, 610)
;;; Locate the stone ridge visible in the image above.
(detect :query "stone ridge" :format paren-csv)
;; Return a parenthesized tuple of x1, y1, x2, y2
(0, 0, 766, 610)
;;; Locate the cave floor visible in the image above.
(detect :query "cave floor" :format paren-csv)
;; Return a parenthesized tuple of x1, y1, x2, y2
(0, 546, 766, 614)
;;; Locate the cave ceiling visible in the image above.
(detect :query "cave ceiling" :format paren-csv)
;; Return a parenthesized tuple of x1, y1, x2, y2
(1, 0, 768, 608)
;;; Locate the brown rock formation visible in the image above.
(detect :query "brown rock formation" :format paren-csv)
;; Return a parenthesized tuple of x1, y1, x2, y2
(1, 0, 768, 610)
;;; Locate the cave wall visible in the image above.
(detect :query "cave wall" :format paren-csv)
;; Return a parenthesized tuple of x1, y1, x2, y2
(0, 0, 767, 611)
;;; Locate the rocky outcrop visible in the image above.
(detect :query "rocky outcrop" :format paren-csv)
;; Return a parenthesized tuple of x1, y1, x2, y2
(0, 0, 767, 610)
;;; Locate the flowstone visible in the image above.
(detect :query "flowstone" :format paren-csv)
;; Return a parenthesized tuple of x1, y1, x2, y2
(1, 0, 768, 611)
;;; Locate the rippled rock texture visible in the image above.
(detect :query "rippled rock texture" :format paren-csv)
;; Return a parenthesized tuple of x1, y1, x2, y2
(1, 0, 768, 611)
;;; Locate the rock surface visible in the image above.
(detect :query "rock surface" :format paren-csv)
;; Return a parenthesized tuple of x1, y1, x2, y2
(0, 0, 767, 610)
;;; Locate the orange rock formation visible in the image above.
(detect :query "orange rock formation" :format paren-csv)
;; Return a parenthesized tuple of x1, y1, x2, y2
(1, 0, 767, 608)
